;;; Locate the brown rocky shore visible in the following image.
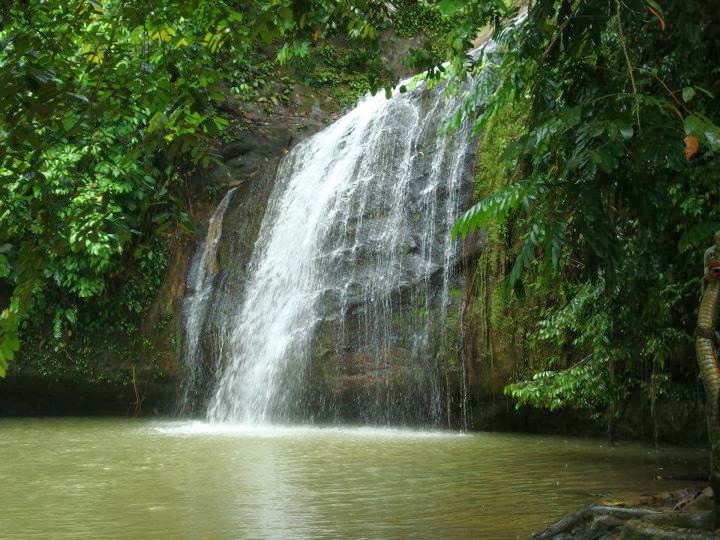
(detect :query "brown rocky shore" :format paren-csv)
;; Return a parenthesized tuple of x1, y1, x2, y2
(534, 487, 719, 539)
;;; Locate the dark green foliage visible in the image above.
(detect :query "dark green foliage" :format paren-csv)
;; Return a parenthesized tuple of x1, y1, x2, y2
(283, 44, 380, 105)
(442, 0, 720, 421)
(452, 1, 720, 284)
(15, 239, 170, 384)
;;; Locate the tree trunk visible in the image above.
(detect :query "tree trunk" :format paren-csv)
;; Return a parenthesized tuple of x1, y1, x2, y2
(696, 249, 720, 526)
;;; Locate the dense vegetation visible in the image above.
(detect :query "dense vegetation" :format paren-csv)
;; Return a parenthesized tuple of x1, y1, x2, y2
(0, 0, 397, 378)
(2, 0, 719, 451)
(445, 0, 720, 438)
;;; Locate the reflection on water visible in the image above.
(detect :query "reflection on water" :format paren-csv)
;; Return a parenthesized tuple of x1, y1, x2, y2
(0, 419, 704, 539)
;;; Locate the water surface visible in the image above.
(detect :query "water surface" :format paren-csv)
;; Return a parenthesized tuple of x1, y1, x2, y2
(0, 419, 703, 539)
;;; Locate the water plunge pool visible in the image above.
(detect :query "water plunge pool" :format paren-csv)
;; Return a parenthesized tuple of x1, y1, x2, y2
(0, 418, 703, 538)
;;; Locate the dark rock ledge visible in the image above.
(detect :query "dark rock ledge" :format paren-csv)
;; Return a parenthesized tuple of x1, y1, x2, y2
(534, 487, 719, 539)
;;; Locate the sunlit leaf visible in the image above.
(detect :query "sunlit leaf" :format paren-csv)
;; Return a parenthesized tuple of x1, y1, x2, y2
(438, 0, 463, 16)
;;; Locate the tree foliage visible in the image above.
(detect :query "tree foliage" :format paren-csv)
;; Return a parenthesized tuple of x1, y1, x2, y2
(0, 0, 396, 375)
(440, 0, 720, 419)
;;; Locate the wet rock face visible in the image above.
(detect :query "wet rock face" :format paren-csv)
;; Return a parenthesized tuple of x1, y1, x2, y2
(207, 129, 295, 190)
(293, 88, 477, 427)
(304, 261, 469, 425)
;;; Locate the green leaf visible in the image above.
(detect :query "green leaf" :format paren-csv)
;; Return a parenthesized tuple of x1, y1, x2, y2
(682, 87, 695, 103)
(65, 308, 77, 325)
(645, 0, 664, 16)
(0, 255, 9, 279)
(684, 114, 720, 152)
(438, 0, 463, 16)
(683, 114, 704, 136)
(706, 128, 720, 152)
(560, 106, 581, 127)
(68, 92, 89, 103)
(619, 126, 634, 139)
(53, 309, 63, 339)
(452, 181, 532, 238)
(148, 112, 168, 133)
(679, 222, 720, 252)
(62, 115, 77, 132)
(695, 86, 715, 99)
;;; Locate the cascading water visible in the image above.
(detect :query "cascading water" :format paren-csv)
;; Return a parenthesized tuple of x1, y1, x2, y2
(179, 188, 236, 414)
(184, 69, 483, 426)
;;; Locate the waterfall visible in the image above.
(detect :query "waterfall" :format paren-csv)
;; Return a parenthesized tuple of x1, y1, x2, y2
(184, 72, 480, 426)
(179, 188, 236, 414)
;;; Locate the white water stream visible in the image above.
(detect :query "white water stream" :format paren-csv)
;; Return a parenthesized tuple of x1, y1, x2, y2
(199, 75, 476, 424)
(180, 36, 498, 424)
